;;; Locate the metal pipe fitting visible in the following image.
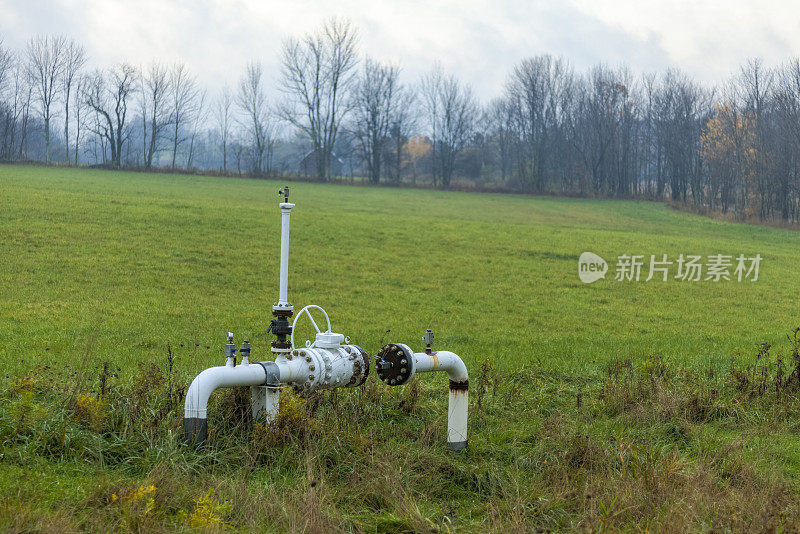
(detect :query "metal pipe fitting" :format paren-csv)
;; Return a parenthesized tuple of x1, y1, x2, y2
(184, 341, 370, 445)
(376, 340, 469, 451)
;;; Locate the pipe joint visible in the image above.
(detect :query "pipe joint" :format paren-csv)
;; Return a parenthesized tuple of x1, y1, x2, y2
(375, 343, 414, 385)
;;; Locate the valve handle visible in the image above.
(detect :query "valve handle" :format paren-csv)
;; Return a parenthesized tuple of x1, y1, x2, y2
(290, 305, 332, 350)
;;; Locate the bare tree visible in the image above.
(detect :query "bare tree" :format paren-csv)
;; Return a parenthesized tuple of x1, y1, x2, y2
(774, 58, 800, 220)
(0, 40, 13, 93)
(140, 62, 171, 168)
(72, 74, 87, 164)
(61, 39, 86, 162)
(26, 34, 66, 162)
(168, 62, 199, 168)
(420, 65, 442, 186)
(186, 89, 207, 169)
(214, 86, 233, 171)
(387, 87, 416, 183)
(653, 69, 709, 202)
(83, 63, 138, 167)
(504, 55, 573, 192)
(350, 57, 400, 184)
(15, 60, 34, 160)
(236, 61, 273, 174)
(279, 17, 359, 180)
(737, 58, 775, 218)
(486, 97, 515, 181)
(421, 64, 477, 188)
(567, 65, 638, 196)
(0, 42, 17, 159)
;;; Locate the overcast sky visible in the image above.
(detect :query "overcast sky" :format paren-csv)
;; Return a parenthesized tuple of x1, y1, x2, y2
(0, 0, 796, 101)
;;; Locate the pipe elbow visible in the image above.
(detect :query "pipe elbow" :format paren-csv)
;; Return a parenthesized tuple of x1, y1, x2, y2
(413, 350, 468, 386)
(435, 350, 468, 385)
(184, 364, 270, 419)
(184, 366, 227, 419)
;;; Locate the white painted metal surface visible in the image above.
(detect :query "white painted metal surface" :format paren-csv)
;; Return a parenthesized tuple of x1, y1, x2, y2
(277, 202, 294, 308)
(184, 344, 367, 422)
(413, 350, 469, 450)
(274, 345, 366, 390)
(290, 304, 333, 349)
(251, 385, 280, 422)
(447, 387, 469, 446)
(184, 364, 272, 419)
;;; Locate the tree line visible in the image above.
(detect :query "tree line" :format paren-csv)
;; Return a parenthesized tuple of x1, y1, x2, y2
(2, 20, 800, 222)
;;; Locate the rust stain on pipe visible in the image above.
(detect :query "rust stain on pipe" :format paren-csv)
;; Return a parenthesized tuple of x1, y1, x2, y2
(449, 379, 469, 392)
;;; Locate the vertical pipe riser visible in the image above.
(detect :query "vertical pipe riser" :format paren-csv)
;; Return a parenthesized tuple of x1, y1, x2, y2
(383, 348, 469, 451)
(447, 385, 469, 451)
(183, 417, 208, 447)
(278, 203, 293, 305)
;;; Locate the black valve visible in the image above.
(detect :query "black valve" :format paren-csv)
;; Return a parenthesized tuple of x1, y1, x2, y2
(270, 308, 293, 351)
(278, 186, 289, 203)
(269, 318, 292, 336)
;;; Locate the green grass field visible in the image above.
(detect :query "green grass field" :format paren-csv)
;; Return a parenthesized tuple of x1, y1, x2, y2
(2, 165, 797, 377)
(2, 165, 800, 532)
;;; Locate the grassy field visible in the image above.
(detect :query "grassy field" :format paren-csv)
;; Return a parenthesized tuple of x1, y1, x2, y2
(2, 164, 800, 532)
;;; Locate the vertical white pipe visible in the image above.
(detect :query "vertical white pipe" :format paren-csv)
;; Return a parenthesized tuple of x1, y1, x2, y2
(278, 202, 294, 305)
(413, 351, 469, 451)
(447, 389, 468, 450)
(251, 385, 280, 423)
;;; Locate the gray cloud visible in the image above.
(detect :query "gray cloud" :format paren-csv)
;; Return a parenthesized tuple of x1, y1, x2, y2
(0, 0, 796, 101)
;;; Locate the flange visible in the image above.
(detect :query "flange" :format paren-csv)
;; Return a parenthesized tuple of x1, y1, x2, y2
(375, 343, 414, 386)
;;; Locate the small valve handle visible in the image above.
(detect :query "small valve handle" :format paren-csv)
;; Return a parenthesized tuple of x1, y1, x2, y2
(225, 332, 237, 365)
(290, 305, 332, 350)
(423, 329, 434, 354)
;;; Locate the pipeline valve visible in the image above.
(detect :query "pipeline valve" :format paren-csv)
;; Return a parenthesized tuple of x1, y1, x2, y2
(225, 332, 236, 366)
(278, 186, 289, 202)
(423, 329, 434, 353)
(375, 343, 415, 385)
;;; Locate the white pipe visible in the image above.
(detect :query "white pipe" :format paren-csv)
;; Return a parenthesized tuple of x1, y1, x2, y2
(184, 344, 370, 444)
(412, 350, 468, 381)
(184, 364, 270, 419)
(184, 361, 281, 444)
(183, 359, 308, 423)
(278, 202, 294, 305)
(413, 350, 469, 451)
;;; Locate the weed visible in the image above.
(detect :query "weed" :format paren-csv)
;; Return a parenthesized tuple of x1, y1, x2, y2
(250, 388, 313, 448)
(398, 378, 420, 414)
(474, 359, 501, 413)
(8, 376, 38, 396)
(74, 393, 107, 432)
(178, 488, 231, 529)
(730, 329, 800, 402)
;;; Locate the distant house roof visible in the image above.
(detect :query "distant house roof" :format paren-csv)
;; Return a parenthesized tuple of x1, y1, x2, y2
(298, 148, 345, 176)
